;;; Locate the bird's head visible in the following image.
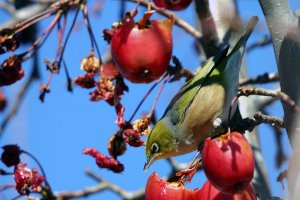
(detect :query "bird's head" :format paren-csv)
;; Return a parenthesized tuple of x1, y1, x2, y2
(144, 120, 176, 171)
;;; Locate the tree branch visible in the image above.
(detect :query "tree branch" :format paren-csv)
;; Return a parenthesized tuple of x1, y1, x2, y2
(0, 3, 49, 29)
(54, 169, 145, 200)
(195, 0, 220, 57)
(239, 72, 279, 86)
(258, 0, 300, 145)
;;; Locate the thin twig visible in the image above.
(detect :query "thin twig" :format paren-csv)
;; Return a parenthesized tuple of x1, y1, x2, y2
(127, 0, 202, 39)
(246, 35, 272, 52)
(239, 72, 279, 86)
(52, 168, 145, 200)
(128, 74, 167, 123)
(148, 74, 171, 118)
(238, 87, 300, 113)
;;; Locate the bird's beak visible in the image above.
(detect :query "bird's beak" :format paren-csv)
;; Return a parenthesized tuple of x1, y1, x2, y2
(144, 153, 156, 171)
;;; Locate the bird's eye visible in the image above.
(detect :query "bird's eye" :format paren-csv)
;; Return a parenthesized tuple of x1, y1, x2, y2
(151, 143, 159, 154)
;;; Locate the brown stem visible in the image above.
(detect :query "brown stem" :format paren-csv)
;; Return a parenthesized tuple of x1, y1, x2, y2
(239, 72, 279, 86)
(238, 87, 300, 113)
(127, 0, 202, 39)
(22, 12, 62, 58)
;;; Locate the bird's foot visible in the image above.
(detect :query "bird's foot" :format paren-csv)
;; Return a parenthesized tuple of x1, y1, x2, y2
(176, 161, 200, 183)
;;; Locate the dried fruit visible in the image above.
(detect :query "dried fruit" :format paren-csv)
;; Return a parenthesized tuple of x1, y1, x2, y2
(0, 91, 7, 111)
(1, 145, 21, 167)
(201, 132, 255, 194)
(83, 148, 124, 173)
(0, 55, 24, 86)
(74, 73, 97, 89)
(81, 51, 100, 74)
(0, 28, 20, 54)
(108, 133, 127, 158)
(14, 163, 45, 195)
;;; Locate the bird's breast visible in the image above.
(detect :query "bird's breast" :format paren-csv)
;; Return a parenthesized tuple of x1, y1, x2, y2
(177, 83, 226, 151)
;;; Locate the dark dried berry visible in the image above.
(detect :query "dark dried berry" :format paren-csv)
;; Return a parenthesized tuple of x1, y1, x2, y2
(74, 73, 96, 89)
(0, 55, 24, 86)
(1, 145, 21, 167)
(0, 28, 20, 54)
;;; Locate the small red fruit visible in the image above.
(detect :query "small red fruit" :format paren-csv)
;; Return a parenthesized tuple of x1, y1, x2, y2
(106, 9, 173, 83)
(145, 172, 201, 200)
(201, 180, 257, 200)
(201, 132, 255, 194)
(153, 0, 192, 11)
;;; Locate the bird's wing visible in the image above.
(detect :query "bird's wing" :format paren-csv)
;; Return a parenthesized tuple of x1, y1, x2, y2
(163, 46, 229, 125)
(163, 16, 258, 126)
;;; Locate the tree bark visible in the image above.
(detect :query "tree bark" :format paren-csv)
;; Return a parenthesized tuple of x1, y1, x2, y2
(259, 0, 300, 147)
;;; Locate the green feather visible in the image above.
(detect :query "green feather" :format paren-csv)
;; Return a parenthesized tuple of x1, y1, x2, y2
(163, 47, 229, 125)
(162, 16, 258, 126)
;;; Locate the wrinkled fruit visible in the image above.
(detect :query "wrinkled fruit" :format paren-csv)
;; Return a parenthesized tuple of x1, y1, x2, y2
(153, 0, 192, 11)
(107, 11, 173, 83)
(201, 179, 257, 200)
(201, 132, 255, 194)
(145, 172, 201, 200)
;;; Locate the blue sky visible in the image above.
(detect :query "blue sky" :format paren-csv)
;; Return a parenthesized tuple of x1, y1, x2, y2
(0, 0, 300, 199)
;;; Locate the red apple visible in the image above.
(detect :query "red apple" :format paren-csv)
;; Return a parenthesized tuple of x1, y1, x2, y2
(153, 0, 192, 11)
(105, 10, 173, 83)
(201, 180, 257, 200)
(145, 172, 201, 200)
(201, 132, 255, 194)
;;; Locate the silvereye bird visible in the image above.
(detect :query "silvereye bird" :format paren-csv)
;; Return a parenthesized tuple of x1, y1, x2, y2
(144, 16, 258, 170)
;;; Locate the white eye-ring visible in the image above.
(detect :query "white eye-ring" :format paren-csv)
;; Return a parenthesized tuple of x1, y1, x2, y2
(151, 143, 159, 154)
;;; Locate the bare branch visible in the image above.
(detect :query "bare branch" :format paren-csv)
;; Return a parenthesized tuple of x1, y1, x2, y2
(0, 2, 16, 15)
(246, 35, 272, 52)
(128, 0, 202, 39)
(239, 72, 279, 86)
(195, 0, 220, 57)
(238, 87, 300, 114)
(0, 3, 49, 29)
(258, 0, 300, 144)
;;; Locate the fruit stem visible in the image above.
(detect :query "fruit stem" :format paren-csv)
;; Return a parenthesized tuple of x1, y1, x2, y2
(82, 4, 102, 66)
(137, 10, 155, 29)
(128, 74, 167, 123)
(148, 74, 171, 119)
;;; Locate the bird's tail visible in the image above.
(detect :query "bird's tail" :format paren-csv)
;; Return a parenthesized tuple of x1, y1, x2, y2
(230, 16, 259, 54)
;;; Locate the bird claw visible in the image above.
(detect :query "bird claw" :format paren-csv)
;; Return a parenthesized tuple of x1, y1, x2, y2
(176, 162, 200, 183)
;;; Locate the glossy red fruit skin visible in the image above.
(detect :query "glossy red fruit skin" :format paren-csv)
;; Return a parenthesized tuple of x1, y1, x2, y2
(153, 0, 192, 11)
(145, 172, 201, 200)
(201, 132, 255, 194)
(201, 180, 257, 200)
(110, 17, 173, 83)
